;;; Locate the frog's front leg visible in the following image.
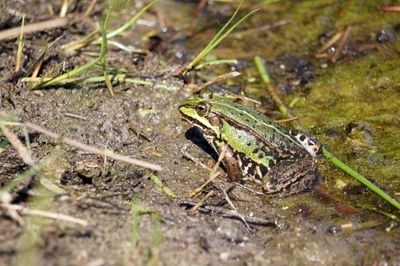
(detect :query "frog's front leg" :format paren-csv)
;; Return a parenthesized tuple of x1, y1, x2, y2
(212, 140, 242, 183)
(263, 156, 318, 196)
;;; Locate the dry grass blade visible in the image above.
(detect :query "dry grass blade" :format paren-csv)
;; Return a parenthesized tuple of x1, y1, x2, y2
(60, 0, 69, 17)
(193, 71, 241, 93)
(179, 0, 258, 75)
(2, 204, 88, 226)
(316, 31, 342, 55)
(332, 25, 352, 63)
(191, 190, 214, 211)
(0, 125, 34, 166)
(84, 0, 98, 16)
(378, 5, 400, 12)
(15, 16, 25, 72)
(0, 17, 68, 41)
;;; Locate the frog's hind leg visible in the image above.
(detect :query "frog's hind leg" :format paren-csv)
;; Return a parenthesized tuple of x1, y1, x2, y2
(263, 158, 318, 196)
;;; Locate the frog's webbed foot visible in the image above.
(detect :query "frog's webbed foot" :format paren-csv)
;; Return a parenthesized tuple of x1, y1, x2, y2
(263, 157, 318, 196)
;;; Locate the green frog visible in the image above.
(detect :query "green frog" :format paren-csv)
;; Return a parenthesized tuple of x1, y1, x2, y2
(179, 92, 321, 196)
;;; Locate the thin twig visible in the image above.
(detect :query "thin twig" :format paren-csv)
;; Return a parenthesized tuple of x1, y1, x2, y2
(15, 16, 25, 72)
(193, 71, 241, 94)
(191, 190, 214, 211)
(23, 121, 163, 171)
(332, 25, 352, 63)
(316, 31, 342, 55)
(189, 146, 227, 198)
(84, 0, 98, 16)
(0, 18, 68, 41)
(378, 5, 400, 12)
(2, 203, 88, 226)
(1, 125, 34, 166)
(189, 172, 219, 199)
(179, 200, 276, 227)
(64, 112, 88, 120)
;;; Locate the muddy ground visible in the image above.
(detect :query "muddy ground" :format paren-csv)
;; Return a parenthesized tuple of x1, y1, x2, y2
(0, 1, 400, 265)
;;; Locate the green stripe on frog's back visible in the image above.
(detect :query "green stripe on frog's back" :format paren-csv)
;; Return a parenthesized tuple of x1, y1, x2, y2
(219, 119, 281, 170)
(210, 96, 305, 152)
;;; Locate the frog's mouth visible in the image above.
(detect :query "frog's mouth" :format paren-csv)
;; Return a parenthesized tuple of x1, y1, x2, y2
(179, 105, 218, 137)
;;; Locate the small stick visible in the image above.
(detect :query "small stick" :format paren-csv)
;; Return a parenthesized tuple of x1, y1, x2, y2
(0, 18, 68, 41)
(179, 200, 276, 227)
(275, 116, 298, 124)
(23, 121, 163, 172)
(378, 5, 400, 12)
(3, 203, 88, 226)
(316, 31, 342, 54)
(84, 0, 98, 16)
(15, 16, 25, 72)
(64, 112, 88, 120)
(191, 190, 214, 211)
(181, 149, 215, 172)
(189, 146, 227, 198)
(193, 71, 241, 94)
(60, 0, 69, 17)
(189, 172, 219, 199)
(254, 56, 301, 129)
(332, 26, 352, 63)
(1, 126, 34, 166)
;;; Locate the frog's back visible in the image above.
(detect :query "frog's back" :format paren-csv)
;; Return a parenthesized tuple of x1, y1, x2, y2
(209, 95, 305, 156)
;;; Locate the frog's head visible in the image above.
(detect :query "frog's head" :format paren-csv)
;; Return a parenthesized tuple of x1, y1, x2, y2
(178, 92, 221, 138)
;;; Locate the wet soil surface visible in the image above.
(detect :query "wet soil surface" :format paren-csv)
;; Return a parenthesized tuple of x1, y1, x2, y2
(0, 1, 400, 265)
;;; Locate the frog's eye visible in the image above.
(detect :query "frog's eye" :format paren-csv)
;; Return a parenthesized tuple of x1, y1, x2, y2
(196, 102, 209, 116)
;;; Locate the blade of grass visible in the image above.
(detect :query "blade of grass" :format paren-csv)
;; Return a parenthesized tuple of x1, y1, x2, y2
(32, 1, 111, 90)
(254, 55, 290, 117)
(184, 2, 258, 73)
(105, 0, 161, 40)
(187, 0, 245, 70)
(100, 2, 115, 96)
(60, 0, 69, 17)
(31, 58, 100, 90)
(0, 151, 63, 197)
(15, 16, 25, 72)
(323, 148, 400, 210)
(149, 174, 176, 198)
(33, 0, 160, 90)
(130, 198, 162, 261)
(194, 59, 238, 70)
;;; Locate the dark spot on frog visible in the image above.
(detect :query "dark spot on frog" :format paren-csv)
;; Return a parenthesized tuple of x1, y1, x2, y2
(258, 153, 264, 159)
(260, 165, 268, 176)
(260, 146, 273, 156)
(268, 160, 275, 168)
(272, 152, 281, 160)
(252, 148, 260, 154)
(268, 177, 278, 186)
(299, 134, 306, 141)
(290, 130, 298, 136)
